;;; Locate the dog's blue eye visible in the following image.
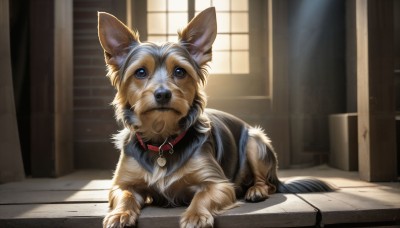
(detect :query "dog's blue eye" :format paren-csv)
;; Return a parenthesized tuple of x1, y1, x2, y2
(173, 67, 186, 79)
(134, 68, 147, 79)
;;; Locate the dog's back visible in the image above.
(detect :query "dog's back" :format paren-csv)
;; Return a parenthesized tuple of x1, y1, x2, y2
(206, 109, 249, 181)
(206, 109, 334, 196)
(204, 109, 282, 197)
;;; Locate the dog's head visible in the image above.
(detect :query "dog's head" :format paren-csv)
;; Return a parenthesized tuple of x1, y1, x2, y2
(98, 8, 216, 142)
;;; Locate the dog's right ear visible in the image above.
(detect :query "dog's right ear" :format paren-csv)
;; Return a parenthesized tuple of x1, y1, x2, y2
(98, 12, 139, 68)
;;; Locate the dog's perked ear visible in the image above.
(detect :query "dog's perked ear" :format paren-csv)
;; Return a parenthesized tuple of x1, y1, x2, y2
(97, 12, 139, 68)
(179, 7, 217, 66)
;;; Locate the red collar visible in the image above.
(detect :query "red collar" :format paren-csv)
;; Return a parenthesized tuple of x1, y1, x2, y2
(136, 130, 188, 153)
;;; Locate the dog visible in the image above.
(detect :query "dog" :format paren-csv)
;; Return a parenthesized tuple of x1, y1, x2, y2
(98, 7, 333, 228)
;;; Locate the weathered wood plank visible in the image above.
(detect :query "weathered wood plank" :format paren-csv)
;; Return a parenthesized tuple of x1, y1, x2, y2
(58, 169, 113, 180)
(0, 218, 103, 228)
(0, 203, 108, 219)
(1, 167, 400, 227)
(0, 190, 108, 204)
(278, 165, 377, 188)
(0, 194, 317, 228)
(139, 194, 317, 228)
(0, 180, 111, 191)
(216, 194, 317, 228)
(0, 203, 107, 228)
(299, 186, 400, 226)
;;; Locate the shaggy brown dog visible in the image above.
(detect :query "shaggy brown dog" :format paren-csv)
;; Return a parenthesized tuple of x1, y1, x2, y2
(98, 7, 332, 228)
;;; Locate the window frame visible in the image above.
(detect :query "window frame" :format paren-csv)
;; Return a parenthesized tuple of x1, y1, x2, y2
(128, 0, 271, 98)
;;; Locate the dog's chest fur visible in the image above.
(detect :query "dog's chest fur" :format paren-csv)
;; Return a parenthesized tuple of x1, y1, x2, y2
(114, 109, 251, 206)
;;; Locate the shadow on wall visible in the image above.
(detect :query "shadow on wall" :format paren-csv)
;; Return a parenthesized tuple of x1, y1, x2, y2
(288, 0, 346, 167)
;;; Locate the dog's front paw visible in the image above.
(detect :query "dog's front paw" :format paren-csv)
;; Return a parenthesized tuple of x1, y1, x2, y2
(180, 211, 214, 228)
(245, 185, 269, 202)
(103, 210, 138, 228)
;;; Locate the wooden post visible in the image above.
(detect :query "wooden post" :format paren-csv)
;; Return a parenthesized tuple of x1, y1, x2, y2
(270, 0, 291, 168)
(30, 0, 73, 177)
(0, 0, 25, 183)
(54, 0, 74, 176)
(356, 0, 397, 181)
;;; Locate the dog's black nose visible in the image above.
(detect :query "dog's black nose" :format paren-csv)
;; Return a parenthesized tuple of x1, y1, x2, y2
(154, 88, 172, 104)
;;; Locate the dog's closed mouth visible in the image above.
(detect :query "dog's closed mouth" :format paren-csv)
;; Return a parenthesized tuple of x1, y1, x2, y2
(145, 107, 181, 114)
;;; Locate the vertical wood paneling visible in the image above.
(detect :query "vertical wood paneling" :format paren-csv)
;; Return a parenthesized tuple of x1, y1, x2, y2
(73, 0, 126, 169)
(288, 0, 346, 167)
(55, 0, 74, 175)
(0, 0, 25, 182)
(30, 0, 74, 177)
(30, 0, 56, 177)
(270, 0, 291, 168)
(356, 0, 397, 181)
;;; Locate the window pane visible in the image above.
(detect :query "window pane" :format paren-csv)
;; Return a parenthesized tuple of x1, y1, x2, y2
(148, 0, 166, 11)
(231, 13, 248, 33)
(167, 35, 179, 42)
(213, 34, 230, 51)
(195, 0, 211, 11)
(148, 0, 251, 75)
(231, 34, 248, 50)
(148, 13, 167, 34)
(212, 0, 230, 11)
(216, 13, 230, 33)
(231, 51, 249, 74)
(210, 51, 230, 74)
(231, 0, 248, 11)
(168, 0, 187, 11)
(148, 35, 167, 42)
(168, 13, 188, 33)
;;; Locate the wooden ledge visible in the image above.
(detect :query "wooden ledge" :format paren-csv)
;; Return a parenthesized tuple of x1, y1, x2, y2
(0, 194, 316, 228)
(0, 166, 399, 227)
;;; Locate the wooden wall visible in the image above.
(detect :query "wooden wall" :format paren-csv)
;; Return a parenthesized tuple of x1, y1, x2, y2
(2, 0, 396, 176)
(73, 0, 125, 169)
(9, 0, 31, 175)
(30, 0, 74, 177)
(395, 0, 400, 111)
(30, 0, 56, 177)
(395, 0, 400, 176)
(287, 0, 346, 167)
(356, 0, 397, 181)
(0, 0, 25, 182)
(69, 0, 397, 175)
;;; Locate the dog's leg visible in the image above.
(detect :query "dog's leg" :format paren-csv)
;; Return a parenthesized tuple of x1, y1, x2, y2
(245, 127, 279, 202)
(178, 154, 236, 228)
(103, 184, 144, 228)
(180, 182, 236, 228)
(103, 154, 147, 228)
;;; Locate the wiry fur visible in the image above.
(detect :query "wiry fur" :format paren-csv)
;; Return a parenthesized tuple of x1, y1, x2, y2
(98, 7, 333, 228)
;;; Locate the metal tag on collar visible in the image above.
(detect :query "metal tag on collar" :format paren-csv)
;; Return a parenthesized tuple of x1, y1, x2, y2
(157, 147, 166, 167)
(157, 138, 169, 167)
(157, 156, 166, 167)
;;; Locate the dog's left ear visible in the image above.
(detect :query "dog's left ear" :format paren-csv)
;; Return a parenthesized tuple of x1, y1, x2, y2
(179, 7, 217, 66)
(98, 12, 139, 68)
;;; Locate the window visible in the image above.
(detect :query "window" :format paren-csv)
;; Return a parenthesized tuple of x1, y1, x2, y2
(129, 0, 270, 97)
(146, 0, 250, 74)
(147, 0, 188, 42)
